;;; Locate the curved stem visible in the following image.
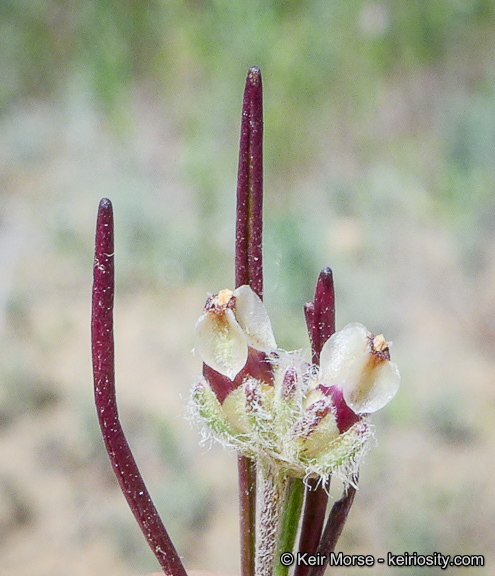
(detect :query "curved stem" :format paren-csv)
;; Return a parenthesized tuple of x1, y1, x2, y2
(92, 198, 187, 576)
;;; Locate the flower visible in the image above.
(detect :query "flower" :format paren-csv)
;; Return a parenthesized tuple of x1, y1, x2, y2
(318, 322, 400, 414)
(194, 285, 277, 379)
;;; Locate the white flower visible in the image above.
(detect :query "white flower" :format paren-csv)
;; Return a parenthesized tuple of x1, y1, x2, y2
(191, 303, 399, 485)
(319, 322, 400, 414)
(194, 285, 277, 379)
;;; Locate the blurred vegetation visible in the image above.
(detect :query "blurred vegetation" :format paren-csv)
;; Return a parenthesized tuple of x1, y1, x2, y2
(2, 0, 495, 169)
(3, 0, 494, 296)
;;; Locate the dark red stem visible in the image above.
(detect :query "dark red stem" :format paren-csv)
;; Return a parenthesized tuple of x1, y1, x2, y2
(91, 198, 187, 576)
(237, 454, 257, 576)
(310, 485, 357, 576)
(295, 268, 335, 576)
(235, 66, 264, 576)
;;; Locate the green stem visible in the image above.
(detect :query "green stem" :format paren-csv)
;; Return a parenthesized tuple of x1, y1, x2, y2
(274, 478, 305, 576)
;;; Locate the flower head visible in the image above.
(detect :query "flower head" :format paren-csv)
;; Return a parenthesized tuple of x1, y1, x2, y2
(192, 298, 400, 485)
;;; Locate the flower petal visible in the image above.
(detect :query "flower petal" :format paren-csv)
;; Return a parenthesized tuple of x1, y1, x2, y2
(342, 357, 400, 414)
(320, 322, 400, 414)
(319, 322, 368, 384)
(194, 309, 248, 379)
(233, 285, 277, 352)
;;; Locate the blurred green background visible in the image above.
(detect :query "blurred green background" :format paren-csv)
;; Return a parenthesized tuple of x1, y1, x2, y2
(0, 1, 494, 575)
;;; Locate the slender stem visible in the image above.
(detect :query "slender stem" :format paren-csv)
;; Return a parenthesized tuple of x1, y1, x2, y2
(91, 198, 187, 576)
(274, 478, 304, 576)
(294, 477, 331, 576)
(238, 455, 257, 576)
(295, 268, 335, 576)
(235, 66, 264, 576)
(310, 484, 357, 576)
(256, 460, 288, 576)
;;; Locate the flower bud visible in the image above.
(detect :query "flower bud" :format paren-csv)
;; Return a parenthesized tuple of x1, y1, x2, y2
(281, 366, 298, 400)
(191, 379, 248, 443)
(293, 398, 333, 439)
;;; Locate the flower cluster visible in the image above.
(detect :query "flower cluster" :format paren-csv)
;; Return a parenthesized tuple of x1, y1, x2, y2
(191, 285, 400, 485)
